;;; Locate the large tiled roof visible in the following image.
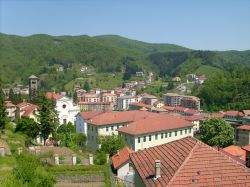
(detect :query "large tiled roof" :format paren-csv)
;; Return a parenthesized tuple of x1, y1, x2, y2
(111, 146, 134, 170)
(4, 101, 16, 107)
(129, 102, 151, 109)
(87, 111, 158, 126)
(79, 102, 111, 105)
(243, 110, 250, 115)
(130, 137, 250, 187)
(79, 110, 111, 120)
(117, 115, 193, 135)
(242, 145, 250, 152)
(224, 110, 243, 117)
(16, 100, 28, 108)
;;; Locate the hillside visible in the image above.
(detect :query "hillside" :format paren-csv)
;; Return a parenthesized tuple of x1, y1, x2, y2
(0, 33, 250, 92)
(94, 35, 190, 53)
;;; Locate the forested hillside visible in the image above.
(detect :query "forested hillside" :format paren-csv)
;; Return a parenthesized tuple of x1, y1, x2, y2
(0, 33, 250, 92)
(197, 66, 250, 111)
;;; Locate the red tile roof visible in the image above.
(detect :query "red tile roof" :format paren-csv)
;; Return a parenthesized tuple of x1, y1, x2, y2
(130, 137, 250, 187)
(22, 104, 38, 117)
(243, 110, 250, 115)
(4, 101, 16, 107)
(242, 145, 250, 152)
(16, 100, 28, 108)
(46, 92, 64, 101)
(174, 106, 188, 111)
(161, 106, 175, 111)
(206, 112, 225, 118)
(224, 110, 244, 117)
(79, 102, 111, 105)
(238, 125, 250, 131)
(79, 110, 111, 120)
(184, 114, 205, 121)
(111, 146, 134, 170)
(87, 111, 158, 126)
(117, 115, 194, 135)
(223, 145, 246, 161)
(129, 102, 151, 109)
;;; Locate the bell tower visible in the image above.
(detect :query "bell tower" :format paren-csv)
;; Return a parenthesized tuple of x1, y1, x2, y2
(29, 75, 38, 99)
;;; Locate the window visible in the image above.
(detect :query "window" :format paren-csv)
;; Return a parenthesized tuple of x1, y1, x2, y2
(175, 131, 177, 136)
(111, 126, 114, 131)
(149, 135, 151, 141)
(185, 129, 187, 134)
(165, 132, 168, 138)
(106, 126, 108, 132)
(91, 126, 93, 131)
(62, 104, 66, 109)
(117, 125, 119, 129)
(95, 127, 98, 133)
(138, 137, 141, 143)
(180, 130, 183, 135)
(161, 133, 164, 139)
(143, 136, 146, 142)
(189, 128, 192, 133)
(169, 132, 172, 137)
(155, 134, 158, 140)
(92, 136, 94, 141)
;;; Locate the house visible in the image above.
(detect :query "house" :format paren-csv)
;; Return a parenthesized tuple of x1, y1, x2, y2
(15, 100, 39, 122)
(152, 101, 164, 108)
(237, 125, 250, 146)
(196, 75, 207, 84)
(130, 136, 250, 187)
(78, 102, 114, 111)
(75, 111, 109, 135)
(128, 102, 151, 111)
(222, 145, 246, 163)
(86, 111, 157, 152)
(172, 76, 181, 82)
(117, 115, 194, 151)
(224, 110, 243, 122)
(164, 93, 200, 110)
(101, 93, 117, 104)
(78, 93, 100, 102)
(4, 101, 16, 120)
(46, 92, 64, 101)
(136, 72, 144, 77)
(111, 146, 134, 184)
(184, 114, 205, 133)
(141, 94, 158, 105)
(242, 145, 250, 167)
(117, 96, 139, 111)
(55, 96, 80, 124)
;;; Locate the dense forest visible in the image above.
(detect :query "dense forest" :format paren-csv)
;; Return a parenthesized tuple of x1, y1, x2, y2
(197, 66, 250, 111)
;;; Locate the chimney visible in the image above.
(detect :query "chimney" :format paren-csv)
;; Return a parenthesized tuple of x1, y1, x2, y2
(154, 160, 161, 179)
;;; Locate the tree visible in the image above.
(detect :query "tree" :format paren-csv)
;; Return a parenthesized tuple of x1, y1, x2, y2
(199, 118, 234, 148)
(98, 134, 126, 156)
(0, 79, 6, 132)
(37, 94, 57, 144)
(73, 91, 78, 104)
(15, 118, 40, 140)
(83, 81, 90, 92)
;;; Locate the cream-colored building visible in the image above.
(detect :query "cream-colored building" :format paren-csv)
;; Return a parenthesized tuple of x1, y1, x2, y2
(86, 111, 157, 152)
(118, 115, 194, 151)
(237, 125, 250, 146)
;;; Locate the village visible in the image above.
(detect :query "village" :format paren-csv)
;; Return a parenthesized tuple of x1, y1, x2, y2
(1, 74, 250, 186)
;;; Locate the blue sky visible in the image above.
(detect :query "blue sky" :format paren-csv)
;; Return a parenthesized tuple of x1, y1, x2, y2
(1, 0, 250, 50)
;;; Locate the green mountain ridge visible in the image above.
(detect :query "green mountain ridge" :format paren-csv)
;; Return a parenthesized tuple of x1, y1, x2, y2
(0, 33, 249, 91)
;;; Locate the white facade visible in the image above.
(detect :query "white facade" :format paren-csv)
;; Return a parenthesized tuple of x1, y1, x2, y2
(117, 96, 138, 111)
(117, 161, 134, 184)
(87, 123, 128, 152)
(55, 96, 80, 124)
(120, 127, 194, 151)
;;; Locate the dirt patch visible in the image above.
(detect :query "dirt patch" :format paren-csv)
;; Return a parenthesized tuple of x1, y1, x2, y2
(55, 181, 105, 187)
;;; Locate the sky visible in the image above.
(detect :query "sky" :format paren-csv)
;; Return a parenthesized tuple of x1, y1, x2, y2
(1, 0, 250, 51)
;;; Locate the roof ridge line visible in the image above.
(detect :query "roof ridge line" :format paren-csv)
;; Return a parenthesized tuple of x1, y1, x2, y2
(194, 139, 249, 169)
(166, 139, 199, 186)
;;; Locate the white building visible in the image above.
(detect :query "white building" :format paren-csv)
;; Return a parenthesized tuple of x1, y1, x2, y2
(111, 146, 134, 185)
(118, 115, 194, 151)
(86, 111, 157, 152)
(117, 96, 139, 111)
(75, 111, 107, 135)
(55, 96, 80, 124)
